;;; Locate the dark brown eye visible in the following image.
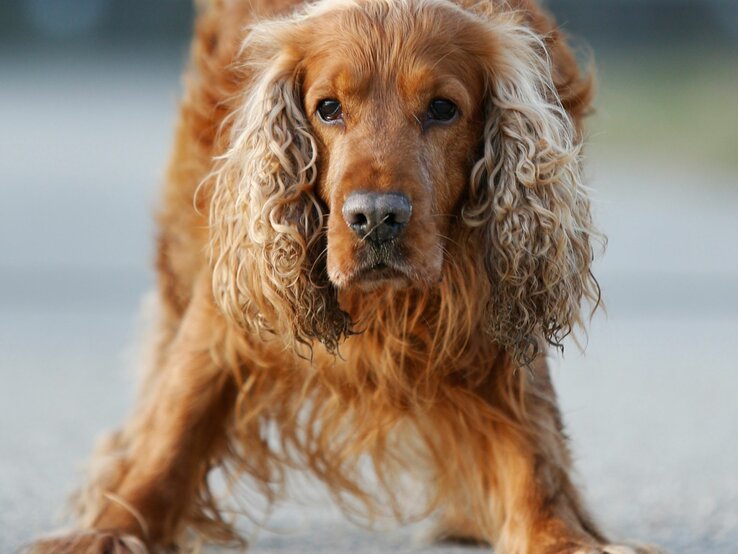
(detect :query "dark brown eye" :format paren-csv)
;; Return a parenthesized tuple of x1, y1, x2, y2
(317, 99, 342, 122)
(428, 98, 458, 122)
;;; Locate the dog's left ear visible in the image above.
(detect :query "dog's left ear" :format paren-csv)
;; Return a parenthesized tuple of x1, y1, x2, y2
(463, 17, 602, 366)
(208, 21, 351, 355)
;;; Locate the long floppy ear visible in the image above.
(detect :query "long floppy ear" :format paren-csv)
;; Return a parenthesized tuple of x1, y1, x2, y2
(208, 23, 351, 354)
(463, 16, 602, 367)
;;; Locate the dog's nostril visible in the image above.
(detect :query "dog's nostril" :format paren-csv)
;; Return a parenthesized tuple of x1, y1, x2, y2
(351, 213, 368, 227)
(342, 191, 412, 243)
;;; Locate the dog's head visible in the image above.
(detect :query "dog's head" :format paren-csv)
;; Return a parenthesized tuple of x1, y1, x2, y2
(210, 0, 600, 363)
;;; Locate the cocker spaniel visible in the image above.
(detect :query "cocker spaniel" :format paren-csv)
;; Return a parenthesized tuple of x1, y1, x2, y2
(30, 0, 658, 553)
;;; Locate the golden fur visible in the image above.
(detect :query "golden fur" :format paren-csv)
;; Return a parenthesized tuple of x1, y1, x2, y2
(30, 1, 659, 553)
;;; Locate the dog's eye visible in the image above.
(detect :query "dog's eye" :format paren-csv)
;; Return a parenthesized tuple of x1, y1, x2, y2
(427, 98, 458, 122)
(317, 99, 342, 123)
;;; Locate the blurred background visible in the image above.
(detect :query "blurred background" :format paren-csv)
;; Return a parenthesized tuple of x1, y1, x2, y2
(1, 1, 737, 553)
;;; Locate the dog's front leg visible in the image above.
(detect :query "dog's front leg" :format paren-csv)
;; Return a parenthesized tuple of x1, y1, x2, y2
(430, 359, 658, 554)
(29, 276, 237, 553)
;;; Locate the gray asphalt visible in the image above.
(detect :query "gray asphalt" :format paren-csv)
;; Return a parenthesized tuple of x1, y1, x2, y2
(1, 50, 737, 553)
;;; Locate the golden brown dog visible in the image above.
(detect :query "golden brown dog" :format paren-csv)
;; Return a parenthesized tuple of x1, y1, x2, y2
(30, 0, 659, 552)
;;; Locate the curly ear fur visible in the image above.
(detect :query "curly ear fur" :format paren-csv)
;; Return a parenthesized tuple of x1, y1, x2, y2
(208, 25, 351, 354)
(463, 17, 602, 366)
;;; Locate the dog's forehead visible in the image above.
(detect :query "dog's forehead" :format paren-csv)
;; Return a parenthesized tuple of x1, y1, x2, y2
(300, 0, 486, 97)
(303, 0, 480, 63)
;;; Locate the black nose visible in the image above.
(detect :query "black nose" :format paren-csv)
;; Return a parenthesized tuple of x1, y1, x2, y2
(342, 191, 412, 243)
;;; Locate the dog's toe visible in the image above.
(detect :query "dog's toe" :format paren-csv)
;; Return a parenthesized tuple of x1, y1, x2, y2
(569, 542, 665, 554)
(26, 530, 148, 554)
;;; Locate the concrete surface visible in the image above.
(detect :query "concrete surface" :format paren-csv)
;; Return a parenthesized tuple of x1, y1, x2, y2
(1, 50, 738, 553)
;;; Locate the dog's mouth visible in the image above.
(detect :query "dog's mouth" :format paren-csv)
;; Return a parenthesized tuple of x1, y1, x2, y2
(328, 238, 441, 291)
(329, 257, 414, 291)
(355, 262, 407, 283)
(344, 246, 413, 289)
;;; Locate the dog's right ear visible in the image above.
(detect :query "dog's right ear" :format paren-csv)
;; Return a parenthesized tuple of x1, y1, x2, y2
(207, 19, 352, 355)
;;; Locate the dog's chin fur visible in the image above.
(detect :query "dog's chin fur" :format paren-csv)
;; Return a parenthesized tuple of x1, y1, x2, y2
(28, 1, 660, 554)
(349, 275, 411, 292)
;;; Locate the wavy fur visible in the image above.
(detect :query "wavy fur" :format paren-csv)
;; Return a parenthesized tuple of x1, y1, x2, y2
(209, 30, 352, 354)
(463, 15, 602, 365)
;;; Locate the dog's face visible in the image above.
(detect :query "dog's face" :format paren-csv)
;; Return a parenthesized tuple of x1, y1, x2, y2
(300, 15, 486, 289)
(210, 0, 600, 362)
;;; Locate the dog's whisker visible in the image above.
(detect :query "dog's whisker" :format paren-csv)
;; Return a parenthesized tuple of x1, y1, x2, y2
(360, 214, 391, 242)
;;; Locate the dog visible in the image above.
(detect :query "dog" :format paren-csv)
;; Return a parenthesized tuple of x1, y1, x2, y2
(30, 0, 659, 552)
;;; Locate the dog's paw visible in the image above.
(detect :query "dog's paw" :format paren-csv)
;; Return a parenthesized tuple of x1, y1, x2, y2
(574, 543, 665, 554)
(26, 530, 148, 554)
(421, 516, 489, 547)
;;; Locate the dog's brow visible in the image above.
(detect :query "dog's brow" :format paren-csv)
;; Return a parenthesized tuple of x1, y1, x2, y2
(305, 62, 370, 100)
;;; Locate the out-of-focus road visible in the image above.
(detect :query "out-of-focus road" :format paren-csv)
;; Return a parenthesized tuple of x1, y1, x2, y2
(1, 51, 737, 553)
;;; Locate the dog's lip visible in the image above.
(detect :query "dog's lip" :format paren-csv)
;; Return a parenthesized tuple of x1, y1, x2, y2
(351, 262, 409, 284)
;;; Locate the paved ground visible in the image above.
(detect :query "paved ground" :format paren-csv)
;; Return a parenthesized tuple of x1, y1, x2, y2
(1, 50, 737, 553)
